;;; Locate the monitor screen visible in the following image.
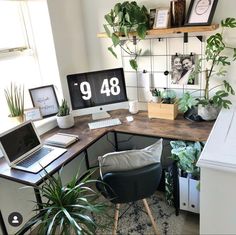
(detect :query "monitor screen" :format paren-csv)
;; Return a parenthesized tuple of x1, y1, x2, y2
(0, 122, 40, 163)
(67, 68, 128, 110)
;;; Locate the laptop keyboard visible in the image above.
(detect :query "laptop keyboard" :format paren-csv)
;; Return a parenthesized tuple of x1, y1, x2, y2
(17, 147, 53, 168)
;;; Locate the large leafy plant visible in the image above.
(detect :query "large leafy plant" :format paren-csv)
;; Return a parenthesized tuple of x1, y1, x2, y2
(17, 167, 110, 235)
(4, 82, 24, 117)
(179, 18, 236, 113)
(170, 141, 203, 180)
(104, 1, 149, 70)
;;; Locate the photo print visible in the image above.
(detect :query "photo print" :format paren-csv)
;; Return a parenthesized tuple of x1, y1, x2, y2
(170, 54, 199, 86)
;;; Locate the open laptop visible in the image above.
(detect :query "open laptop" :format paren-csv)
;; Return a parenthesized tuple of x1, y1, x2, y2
(0, 121, 67, 173)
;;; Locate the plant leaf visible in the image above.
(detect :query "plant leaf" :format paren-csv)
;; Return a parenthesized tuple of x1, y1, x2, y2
(111, 33, 120, 47)
(221, 17, 236, 28)
(108, 47, 117, 58)
(137, 24, 147, 39)
(129, 59, 138, 70)
(103, 24, 111, 37)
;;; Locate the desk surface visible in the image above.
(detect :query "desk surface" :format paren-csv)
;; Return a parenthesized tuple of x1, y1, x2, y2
(0, 109, 214, 186)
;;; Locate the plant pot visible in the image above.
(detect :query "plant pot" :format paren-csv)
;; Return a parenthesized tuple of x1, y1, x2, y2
(151, 96, 161, 103)
(56, 114, 74, 129)
(8, 115, 25, 125)
(184, 107, 203, 122)
(198, 104, 221, 121)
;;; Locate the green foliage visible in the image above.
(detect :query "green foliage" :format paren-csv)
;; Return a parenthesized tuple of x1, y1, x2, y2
(179, 18, 236, 112)
(170, 141, 203, 180)
(17, 166, 111, 235)
(4, 82, 24, 117)
(178, 92, 198, 113)
(104, 1, 149, 70)
(150, 88, 161, 97)
(58, 99, 70, 117)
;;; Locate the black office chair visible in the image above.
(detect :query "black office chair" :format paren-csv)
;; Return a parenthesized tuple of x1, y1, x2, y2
(96, 163, 162, 235)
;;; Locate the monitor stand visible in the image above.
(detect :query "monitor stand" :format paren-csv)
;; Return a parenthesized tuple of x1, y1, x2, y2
(92, 111, 111, 120)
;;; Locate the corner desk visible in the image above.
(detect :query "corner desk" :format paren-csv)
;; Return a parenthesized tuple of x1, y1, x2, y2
(0, 109, 214, 235)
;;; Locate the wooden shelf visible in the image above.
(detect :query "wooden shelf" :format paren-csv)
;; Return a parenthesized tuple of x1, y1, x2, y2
(97, 24, 219, 38)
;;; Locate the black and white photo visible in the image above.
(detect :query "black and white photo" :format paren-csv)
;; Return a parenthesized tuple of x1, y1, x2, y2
(171, 54, 198, 86)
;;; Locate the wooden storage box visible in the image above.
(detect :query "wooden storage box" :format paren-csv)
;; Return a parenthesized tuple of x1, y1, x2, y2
(148, 100, 178, 120)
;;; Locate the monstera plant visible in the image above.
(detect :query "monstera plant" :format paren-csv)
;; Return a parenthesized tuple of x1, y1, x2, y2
(103, 1, 149, 70)
(179, 18, 236, 121)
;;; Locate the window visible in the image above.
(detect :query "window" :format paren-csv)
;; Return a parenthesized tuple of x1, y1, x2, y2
(0, 1, 42, 130)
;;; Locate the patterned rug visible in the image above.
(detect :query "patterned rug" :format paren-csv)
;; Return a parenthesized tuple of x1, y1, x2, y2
(95, 192, 197, 235)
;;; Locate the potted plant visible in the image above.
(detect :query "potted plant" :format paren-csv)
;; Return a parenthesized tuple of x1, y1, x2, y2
(17, 167, 111, 235)
(103, 1, 149, 70)
(4, 82, 24, 123)
(170, 141, 203, 213)
(57, 99, 74, 129)
(178, 18, 236, 121)
(150, 88, 161, 103)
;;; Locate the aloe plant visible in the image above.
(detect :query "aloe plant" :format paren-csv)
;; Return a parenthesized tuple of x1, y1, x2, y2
(104, 1, 149, 70)
(57, 99, 70, 117)
(17, 167, 111, 235)
(4, 82, 24, 117)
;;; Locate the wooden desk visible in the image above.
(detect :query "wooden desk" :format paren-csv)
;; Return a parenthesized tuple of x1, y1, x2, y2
(0, 109, 213, 186)
(0, 109, 214, 234)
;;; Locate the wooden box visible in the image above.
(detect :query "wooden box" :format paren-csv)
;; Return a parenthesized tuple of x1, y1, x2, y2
(147, 101, 178, 120)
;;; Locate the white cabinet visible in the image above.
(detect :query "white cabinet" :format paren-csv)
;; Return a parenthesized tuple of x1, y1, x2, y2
(179, 175, 200, 213)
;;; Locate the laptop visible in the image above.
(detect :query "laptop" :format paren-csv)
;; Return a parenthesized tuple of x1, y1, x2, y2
(0, 121, 67, 173)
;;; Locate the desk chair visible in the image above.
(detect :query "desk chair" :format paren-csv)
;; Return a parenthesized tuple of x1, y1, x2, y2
(96, 163, 162, 235)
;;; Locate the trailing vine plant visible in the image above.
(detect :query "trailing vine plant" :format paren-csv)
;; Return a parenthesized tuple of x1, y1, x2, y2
(103, 1, 149, 70)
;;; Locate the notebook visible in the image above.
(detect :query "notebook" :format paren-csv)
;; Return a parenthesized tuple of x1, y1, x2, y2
(0, 121, 67, 173)
(44, 133, 79, 148)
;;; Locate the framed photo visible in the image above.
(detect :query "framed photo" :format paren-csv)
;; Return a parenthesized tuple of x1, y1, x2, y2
(29, 85, 59, 118)
(185, 0, 218, 26)
(153, 8, 170, 29)
(24, 108, 42, 121)
(170, 54, 199, 88)
(149, 8, 157, 29)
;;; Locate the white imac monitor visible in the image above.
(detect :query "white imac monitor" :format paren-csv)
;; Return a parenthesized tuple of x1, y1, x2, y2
(67, 68, 129, 120)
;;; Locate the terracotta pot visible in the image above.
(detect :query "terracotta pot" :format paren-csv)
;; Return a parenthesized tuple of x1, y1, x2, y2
(56, 114, 74, 129)
(198, 104, 221, 121)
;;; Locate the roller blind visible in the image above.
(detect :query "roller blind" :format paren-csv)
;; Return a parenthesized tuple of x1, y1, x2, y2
(0, 1, 28, 53)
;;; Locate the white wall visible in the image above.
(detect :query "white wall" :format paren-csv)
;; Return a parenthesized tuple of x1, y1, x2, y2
(80, 0, 236, 104)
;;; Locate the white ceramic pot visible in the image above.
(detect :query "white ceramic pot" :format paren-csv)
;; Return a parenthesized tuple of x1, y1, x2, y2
(56, 114, 74, 129)
(198, 104, 221, 121)
(152, 96, 161, 103)
(129, 100, 139, 114)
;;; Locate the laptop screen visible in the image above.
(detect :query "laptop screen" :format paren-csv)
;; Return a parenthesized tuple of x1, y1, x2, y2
(0, 122, 40, 163)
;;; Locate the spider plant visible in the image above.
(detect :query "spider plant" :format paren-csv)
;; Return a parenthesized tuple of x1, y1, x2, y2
(17, 166, 111, 235)
(4, 82, 24, 117)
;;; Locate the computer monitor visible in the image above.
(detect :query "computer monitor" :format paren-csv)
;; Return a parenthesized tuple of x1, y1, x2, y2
(67, 68, 128, 120)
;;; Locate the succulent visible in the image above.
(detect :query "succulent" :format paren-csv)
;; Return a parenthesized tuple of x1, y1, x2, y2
(57, 99, 70, 117)
(4, 82, 24, 117)
(150, 88, 161, 97)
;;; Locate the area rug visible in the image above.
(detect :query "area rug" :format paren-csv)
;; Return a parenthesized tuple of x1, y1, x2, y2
(95, 192, 194, 235)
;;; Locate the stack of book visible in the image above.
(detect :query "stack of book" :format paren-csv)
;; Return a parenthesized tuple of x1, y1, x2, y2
(44, 133, 79, 148)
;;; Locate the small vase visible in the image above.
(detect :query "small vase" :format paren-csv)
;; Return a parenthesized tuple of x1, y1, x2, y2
(57, 114, 74, 129)
(170, 0, 186, 27)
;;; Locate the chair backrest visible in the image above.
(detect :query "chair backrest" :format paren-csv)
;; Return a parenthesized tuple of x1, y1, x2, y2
(96, 163, 162, 204)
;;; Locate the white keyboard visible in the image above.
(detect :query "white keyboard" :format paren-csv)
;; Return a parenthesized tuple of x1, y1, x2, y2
(88, 118, 121, 130)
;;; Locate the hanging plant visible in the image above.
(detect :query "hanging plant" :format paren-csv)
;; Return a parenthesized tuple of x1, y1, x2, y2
(104, 1, 149, 70)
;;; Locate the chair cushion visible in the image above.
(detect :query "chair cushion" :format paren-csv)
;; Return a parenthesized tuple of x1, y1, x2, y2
(98, 139, 163, 177)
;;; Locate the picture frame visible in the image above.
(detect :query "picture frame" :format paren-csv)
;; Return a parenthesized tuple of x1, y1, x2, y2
(24, 108, 42, 121)
(169, 54, 200, 89)
(29, 85, 59, 118)
(185, 0, 218, 26)
(153, 8, 170, 29)
(149, 8, 157, 29)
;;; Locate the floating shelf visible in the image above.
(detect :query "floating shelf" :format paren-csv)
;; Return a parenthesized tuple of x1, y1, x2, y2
(97, 24, 219, 38)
